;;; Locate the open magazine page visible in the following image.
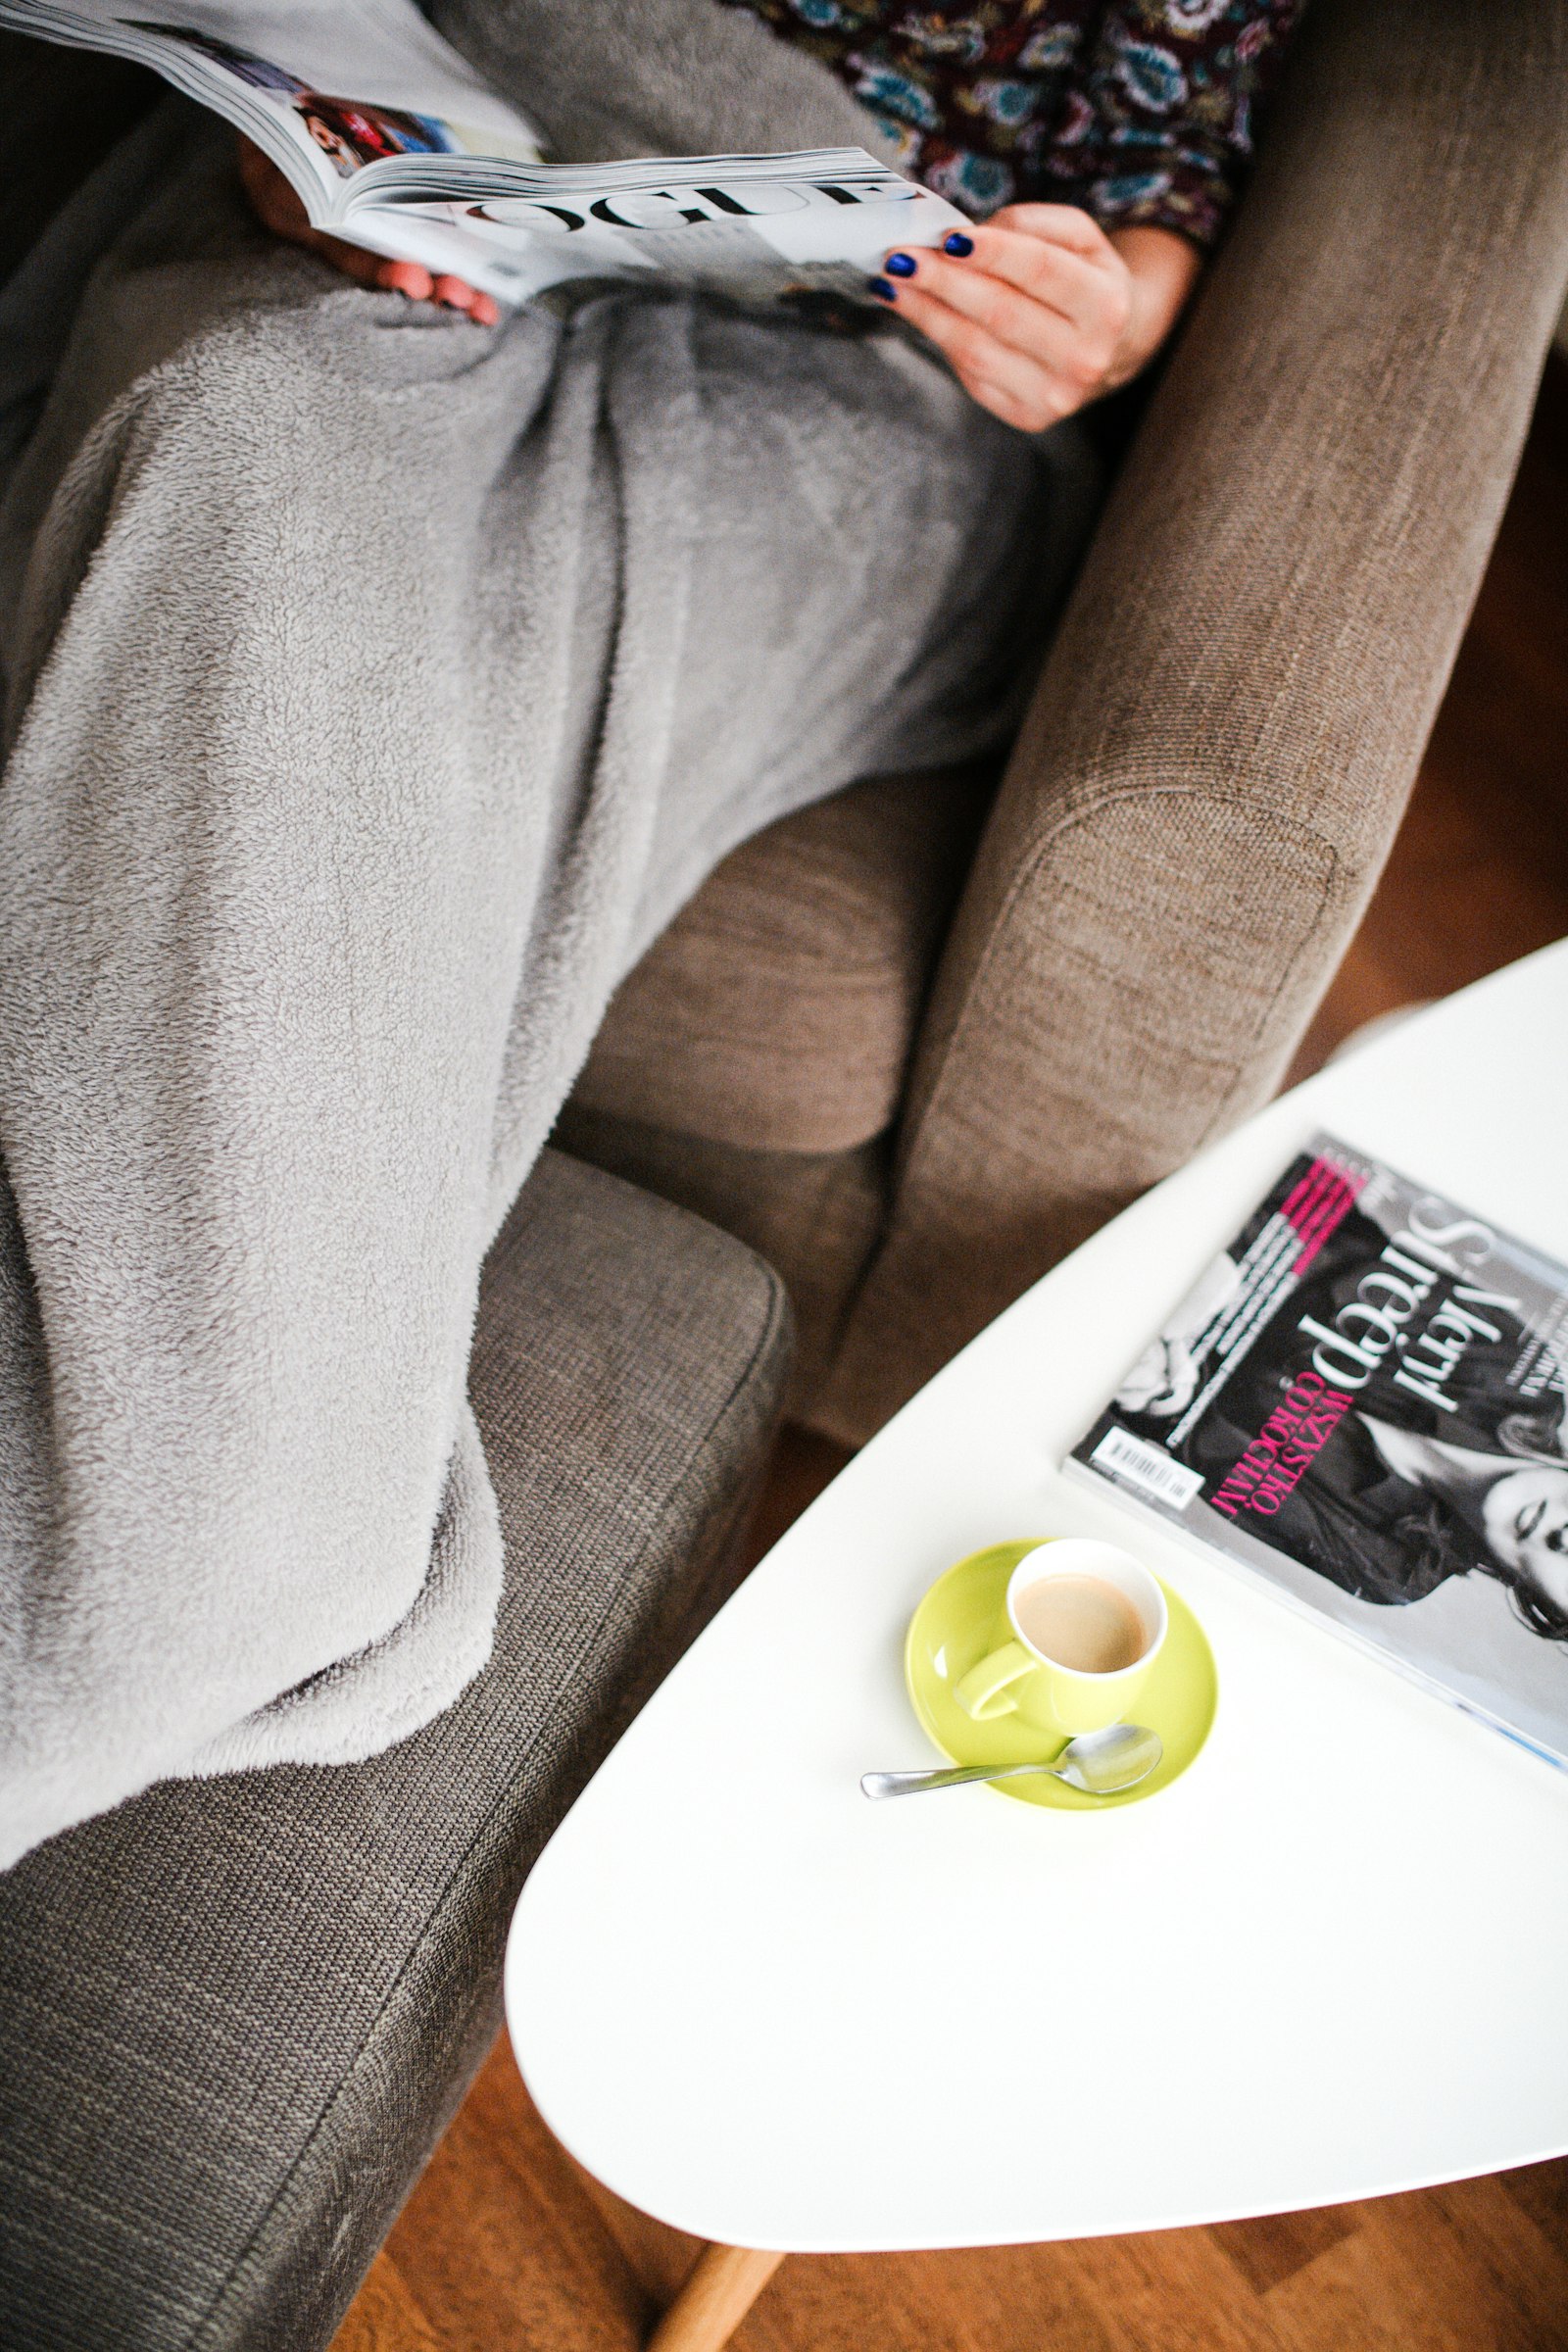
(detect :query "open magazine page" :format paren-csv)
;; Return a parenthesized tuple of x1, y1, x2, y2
(2, 0, 967, 303)
(391, 168, 966, 304)
(0, 0, 543, 227)
(1069, 1134, 1568, 1768)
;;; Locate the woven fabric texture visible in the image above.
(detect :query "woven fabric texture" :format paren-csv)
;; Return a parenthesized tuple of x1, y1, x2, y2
(558, 1105, 885, 1401)
(570, 765, 994, 1155)
(0, 1151, 790, 2352)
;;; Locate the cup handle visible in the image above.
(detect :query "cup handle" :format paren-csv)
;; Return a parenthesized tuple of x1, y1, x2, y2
(954, 1640, 1037, 1722)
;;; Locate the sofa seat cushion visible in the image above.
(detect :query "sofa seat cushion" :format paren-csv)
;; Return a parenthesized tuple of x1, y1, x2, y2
(0, 1152, 790, 2352)
(557, 1104, 887, 1404)
(570, 763, 992, 1156)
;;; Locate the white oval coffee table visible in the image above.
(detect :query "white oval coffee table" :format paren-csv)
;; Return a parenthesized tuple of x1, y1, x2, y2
(506, 943, 1568, 2348)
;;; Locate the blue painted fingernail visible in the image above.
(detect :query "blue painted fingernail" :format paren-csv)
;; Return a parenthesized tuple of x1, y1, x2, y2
(944, 231, 975, 257)
(885, 251, 917, 277)
(866, 275, 897, 302)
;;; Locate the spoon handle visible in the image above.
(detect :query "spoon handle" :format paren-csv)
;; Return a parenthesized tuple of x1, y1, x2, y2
(860, 1761, 1057, 1798)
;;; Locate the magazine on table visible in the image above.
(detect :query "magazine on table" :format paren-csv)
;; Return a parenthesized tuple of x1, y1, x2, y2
(1067, 1133, 1568, 1769)
(2, 0, 969, 305)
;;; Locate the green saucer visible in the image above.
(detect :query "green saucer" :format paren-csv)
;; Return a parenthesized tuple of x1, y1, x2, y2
(904, 1540, 1218, 1809)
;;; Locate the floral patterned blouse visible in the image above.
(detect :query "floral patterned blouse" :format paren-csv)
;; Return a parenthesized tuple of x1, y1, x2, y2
(718, 0, 1304, 244)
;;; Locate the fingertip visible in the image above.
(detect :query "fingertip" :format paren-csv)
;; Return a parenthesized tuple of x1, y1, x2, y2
(384, 260, 433, 300)
(472, 294, 501, 326)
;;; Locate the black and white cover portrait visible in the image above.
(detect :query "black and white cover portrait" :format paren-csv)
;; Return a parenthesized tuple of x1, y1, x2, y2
(1074, 1136, 1568, 1766)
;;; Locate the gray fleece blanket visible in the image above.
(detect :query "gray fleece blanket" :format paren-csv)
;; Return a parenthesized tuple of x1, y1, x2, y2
(0, 2, 1093, 1865)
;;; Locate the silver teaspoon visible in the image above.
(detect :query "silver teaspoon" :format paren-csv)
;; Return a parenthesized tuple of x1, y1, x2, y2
(861, 1722, 1163, 1800)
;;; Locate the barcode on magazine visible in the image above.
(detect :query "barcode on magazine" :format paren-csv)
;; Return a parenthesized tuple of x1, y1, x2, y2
(1089, 1426, 1204, 1510)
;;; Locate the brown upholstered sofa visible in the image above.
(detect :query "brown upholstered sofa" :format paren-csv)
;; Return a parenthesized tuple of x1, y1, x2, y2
(6, 0, 1565, 1451)
(560, 0, 1568, 1443)
(4, 10, 1568, 2346)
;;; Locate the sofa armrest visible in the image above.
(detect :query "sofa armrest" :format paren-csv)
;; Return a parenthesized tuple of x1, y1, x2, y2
(817, 0, 1568, 1442)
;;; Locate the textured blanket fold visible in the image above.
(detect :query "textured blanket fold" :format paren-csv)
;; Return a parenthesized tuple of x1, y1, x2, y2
(0, 12, 1096, 1865)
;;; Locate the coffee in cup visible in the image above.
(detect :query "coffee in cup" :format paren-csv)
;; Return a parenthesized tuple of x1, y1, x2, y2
(953, 1538, 1166, 1737)
(1012, 1572, 1146, 1675)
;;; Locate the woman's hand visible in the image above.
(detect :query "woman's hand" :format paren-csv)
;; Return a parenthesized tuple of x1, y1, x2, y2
(236, 136, 500, 324)
(869, 208, 1200, 433)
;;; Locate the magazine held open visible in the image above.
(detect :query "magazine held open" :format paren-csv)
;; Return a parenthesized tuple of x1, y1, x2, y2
(3, 0, 969, 303)
(1070, 1134, 1568, 1770)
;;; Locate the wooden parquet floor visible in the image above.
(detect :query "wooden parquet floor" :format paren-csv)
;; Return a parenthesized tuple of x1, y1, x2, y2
(332, 359, 1568, 2352)
(341, 2039, 1568, 2352)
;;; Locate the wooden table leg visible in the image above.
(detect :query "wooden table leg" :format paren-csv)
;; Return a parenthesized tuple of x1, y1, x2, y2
(646, 2242, 787, 2352)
